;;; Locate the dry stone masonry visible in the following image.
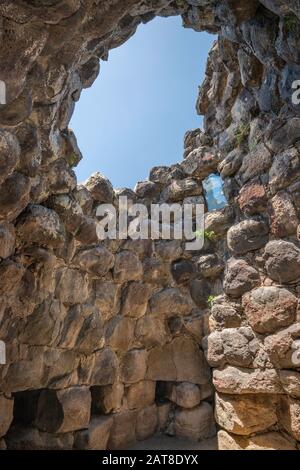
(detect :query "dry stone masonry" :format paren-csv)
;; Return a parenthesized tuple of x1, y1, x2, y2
(0, 0, 300, 450)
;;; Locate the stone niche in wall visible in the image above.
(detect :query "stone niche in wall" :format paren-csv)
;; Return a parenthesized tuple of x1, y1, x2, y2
(0, 0, 300, 451)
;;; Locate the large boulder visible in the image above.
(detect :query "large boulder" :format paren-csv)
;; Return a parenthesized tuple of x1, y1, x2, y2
(170, 402, 215, 441)
(150, 287, 192, 317)
(167, 382, 201, 409)
(120, 349, 148, 384)
(107, 410, 137, 449)
(213, 366, 283, 394)
(224, 258, 260, 297)
(35, 387, 91, 434)
(121, 282, 151, 318)
(227, 219, 269, 255)
(263, 240, 300, 283)
(16, 204, 65, 248)
(84, 172, 114, 203)
(147, 337, 211, 385)
(136, 405, 158, 441)
(0, 171, 29, 223)
(269, 191, 298, 237)
(113, 251, 143, 283)
(74, 416, 113, 450)
(126, 381, 156, 410)
(206, 327, 259, 368)
(215, 392, 277, 436)
(72, 247, 114, 277)
(242, 286, 297, 334)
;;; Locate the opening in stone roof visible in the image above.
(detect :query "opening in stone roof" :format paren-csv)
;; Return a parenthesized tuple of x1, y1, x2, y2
(70, 16, 216, 189)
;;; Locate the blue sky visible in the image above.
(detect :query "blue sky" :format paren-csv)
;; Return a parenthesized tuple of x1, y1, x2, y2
(71, 16, 216, 189)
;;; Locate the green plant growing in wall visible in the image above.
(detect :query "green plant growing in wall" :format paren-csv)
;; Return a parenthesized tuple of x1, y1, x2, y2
(195, 230, 217, 241)
(235, 122, 250, 148)
(67, 152, 80, 167)
(284, 13, 299, 34)
(207, 295, 217, 308)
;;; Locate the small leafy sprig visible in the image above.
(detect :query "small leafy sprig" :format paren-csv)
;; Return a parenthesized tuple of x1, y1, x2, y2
(207, 295, 217, 308)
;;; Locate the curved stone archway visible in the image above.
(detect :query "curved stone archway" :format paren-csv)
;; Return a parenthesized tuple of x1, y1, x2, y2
(0, 0, 300, 450)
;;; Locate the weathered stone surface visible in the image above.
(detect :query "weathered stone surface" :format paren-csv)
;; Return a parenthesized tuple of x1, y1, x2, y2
(157, 402, 172, 431)
(204, 206, 234, 236)
(155, 240, 182, 261)
(135, 316, 167, 347)
(224, 258, 260, 297)
(237, 144, 272, 184)
(121, 282, 151, 318)
(167, 382, 201, 409)
(0, 172, 31, 222)
(72, 247, 114, 277)
(263, 240, 300, 283)
(134, 180, 158, 199)
(91, 383, 124, 415)
(213, 366, 283, 395)
(0, 130, 20, 185)
(278, 396, 300, 441)
(120, 349, 148, 384)
(269, 148, 300, 195)
(171, 259, 196, 284)
(180, 147, 218, 179)
(94, 281, 120, 321)
(161, 178, 202, 202)
(150, 288, 192, 317)
(264, 323, 300, 369)
(0, 222, 15, 259)
(149, 165, 184, 185)
(215, 393, 277, 436)
(105, 316, 135, 352)
(107, 410, 137, 450)
(210, 298, 243, 330)
(147, 337, 210, 385)
(84, 172, 114, 203)
(218, 148, 243, 177)
(74, 416, 113, 450)
(89, 349, 118, 386)
(0, 0, 299, 452)
(237, 182, 267, 215)
(269, 191, 298, 237)
(189, 278, 211, 308)
(171, 402, 215, 441)
(197, 254, 224, 278)
(136, 405, 158, 441)
(279, 371, 300, 399)
(114, 251, 143, 283)
(6, 426, 75, 450)
(242, 287, 297, 334)
(126, 381, 156, 410)
(57, 268, 89, 304)
(218, 430, 296, 451)
(16, 204, 65, 248)
(227, 220, 269, 255)
(206, 327, 258, 368)
(0, 395, 14, 438)
(36, 387, 91, 434)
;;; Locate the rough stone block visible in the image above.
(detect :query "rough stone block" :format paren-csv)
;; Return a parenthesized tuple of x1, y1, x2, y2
(215, 392, 277, 435)
(74, 416, 113, 450)
(36, 387, 91, 434)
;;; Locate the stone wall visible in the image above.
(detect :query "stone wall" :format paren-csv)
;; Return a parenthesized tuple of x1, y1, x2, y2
(0, 0, 300, 450)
